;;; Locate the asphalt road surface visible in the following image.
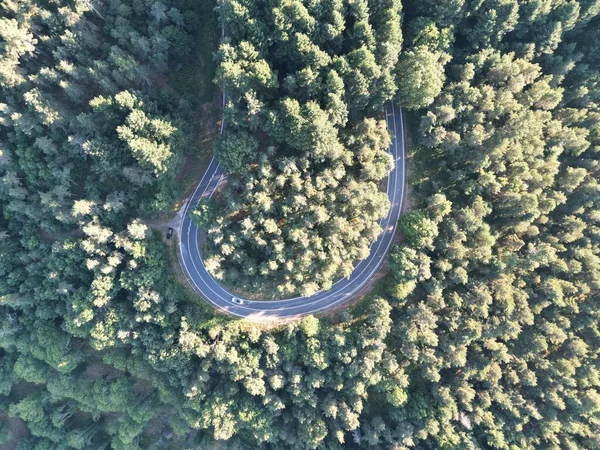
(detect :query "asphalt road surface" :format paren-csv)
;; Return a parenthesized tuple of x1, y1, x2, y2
(178, 102, 406, 322)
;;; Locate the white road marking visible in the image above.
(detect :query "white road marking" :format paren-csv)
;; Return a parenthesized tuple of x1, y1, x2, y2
(176, 55, 407, 320)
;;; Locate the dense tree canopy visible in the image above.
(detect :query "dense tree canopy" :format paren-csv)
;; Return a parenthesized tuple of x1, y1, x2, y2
(383, 1, 600, 448)
(200, 0, 403, 296)
(1, 0, 599, 449)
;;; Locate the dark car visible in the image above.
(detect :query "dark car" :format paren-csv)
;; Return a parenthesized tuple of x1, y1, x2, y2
(166, 227, 174, 239)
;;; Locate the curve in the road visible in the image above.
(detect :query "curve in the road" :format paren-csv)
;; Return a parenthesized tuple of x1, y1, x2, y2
(178, 102, 406, 322)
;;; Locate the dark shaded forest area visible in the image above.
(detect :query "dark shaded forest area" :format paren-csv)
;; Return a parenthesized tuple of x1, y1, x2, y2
(1, 0, 599, 449)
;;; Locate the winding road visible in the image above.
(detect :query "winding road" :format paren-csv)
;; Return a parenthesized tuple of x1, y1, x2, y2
(178, 102, 406, 322)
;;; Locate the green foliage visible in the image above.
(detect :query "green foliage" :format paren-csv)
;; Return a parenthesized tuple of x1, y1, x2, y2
(169, 0, 218, 104)
(395, 45, 448, 110)
(0, 351, 16, 396)
(0, 418, 12, 446)
(384, 3, 600, 449)
(215, 129, 259, 173)
(191, 198, 218, 232)
(206, 0, 402, 295)
(1, 0, 600, 449)
(398, 210, 439, 250)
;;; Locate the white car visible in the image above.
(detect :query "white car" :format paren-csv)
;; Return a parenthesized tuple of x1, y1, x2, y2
(231, 297, 244, 305)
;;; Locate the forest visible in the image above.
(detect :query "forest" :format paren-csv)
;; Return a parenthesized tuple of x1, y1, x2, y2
(194, 0, 401, 296)
(1, 0, 599, 449)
